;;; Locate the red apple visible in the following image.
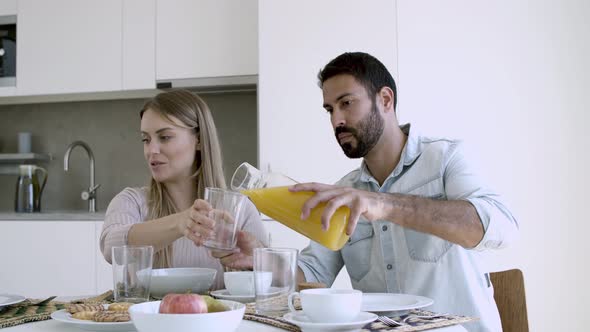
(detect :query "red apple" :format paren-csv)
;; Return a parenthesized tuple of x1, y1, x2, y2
(158, 294, 208, 314)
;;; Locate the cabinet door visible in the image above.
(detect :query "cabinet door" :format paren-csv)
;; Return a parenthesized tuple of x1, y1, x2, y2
(156, 0, 257, 80)
(17, 0, 122, 95)
(122, 0, 156, 90)
(0, 221, 96, 298)
(258, 0, 398, 183)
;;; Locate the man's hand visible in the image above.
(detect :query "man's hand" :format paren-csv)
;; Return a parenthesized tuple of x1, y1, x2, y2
(210, 231, 264, 270)
(289, 182, 384, 235)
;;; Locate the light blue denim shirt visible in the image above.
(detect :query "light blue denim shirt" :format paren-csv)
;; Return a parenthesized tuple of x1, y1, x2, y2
(298, 124, 519, 332)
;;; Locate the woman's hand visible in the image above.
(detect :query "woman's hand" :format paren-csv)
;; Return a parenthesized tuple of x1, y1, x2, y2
(178, 199, 216, 246)
(210, 231, 264, 270)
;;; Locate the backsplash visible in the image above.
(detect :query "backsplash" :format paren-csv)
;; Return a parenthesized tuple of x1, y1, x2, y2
(0, 92, 257, 212)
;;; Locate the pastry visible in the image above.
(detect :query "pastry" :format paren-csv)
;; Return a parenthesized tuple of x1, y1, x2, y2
(107, 302, 133, 312)
(94, 311, 131, 322)
(66, 303, 105, 314)
(71, 311, 98, 320)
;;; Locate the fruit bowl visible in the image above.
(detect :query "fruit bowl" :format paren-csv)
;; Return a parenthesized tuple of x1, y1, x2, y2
(129, 299, 245, 332)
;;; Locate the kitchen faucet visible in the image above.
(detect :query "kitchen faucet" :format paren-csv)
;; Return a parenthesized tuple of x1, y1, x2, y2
(64, 140, 100, 212)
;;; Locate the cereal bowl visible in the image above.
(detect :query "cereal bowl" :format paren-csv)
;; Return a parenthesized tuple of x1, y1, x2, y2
(149, 268, 216, 298)
(129, 300, 245, 332)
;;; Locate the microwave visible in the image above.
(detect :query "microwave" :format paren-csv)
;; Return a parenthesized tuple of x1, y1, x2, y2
(0, 15, 16, 87)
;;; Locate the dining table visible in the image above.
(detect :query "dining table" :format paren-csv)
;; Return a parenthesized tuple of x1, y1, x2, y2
(0, 296, 468, 332)
(3, 318, 467, 332)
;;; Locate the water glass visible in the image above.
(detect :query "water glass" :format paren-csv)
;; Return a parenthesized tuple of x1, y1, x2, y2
(254, 247, 298, 316)
(203, 187, 246, 251)
(112, 245, 153, 303)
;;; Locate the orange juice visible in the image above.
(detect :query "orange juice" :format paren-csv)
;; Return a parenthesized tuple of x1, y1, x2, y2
(242, 186, 350, 250)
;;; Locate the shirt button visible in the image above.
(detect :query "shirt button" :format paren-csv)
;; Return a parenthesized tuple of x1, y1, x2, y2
(386, 264, 393, 270)
(382, 225, 388, 231)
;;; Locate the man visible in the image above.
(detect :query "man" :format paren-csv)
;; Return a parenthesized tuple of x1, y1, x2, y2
(288, 52, 519, 332)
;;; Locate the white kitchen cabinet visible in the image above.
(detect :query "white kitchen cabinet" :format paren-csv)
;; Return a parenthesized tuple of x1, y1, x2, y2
(17, 0, 122, 95)
(155, 0, 258, 81)
(0, 0, 16, 15)
(122, 0, 156, 90)
(0, 221, 99, 298)
(257, 0, 398, 184)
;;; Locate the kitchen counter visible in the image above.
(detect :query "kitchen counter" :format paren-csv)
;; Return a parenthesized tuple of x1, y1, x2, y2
(0, 211, 105, 221)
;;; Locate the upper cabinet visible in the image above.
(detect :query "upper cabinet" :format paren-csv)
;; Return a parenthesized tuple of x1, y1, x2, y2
(257, 0, 398, 184)
(17, 0, 123, 95)
(155, 0, 258, 81)
(122, 0, 156, 90)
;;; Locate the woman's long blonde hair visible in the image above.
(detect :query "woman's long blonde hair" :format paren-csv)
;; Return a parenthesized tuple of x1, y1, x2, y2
(140, 90, 226, 268)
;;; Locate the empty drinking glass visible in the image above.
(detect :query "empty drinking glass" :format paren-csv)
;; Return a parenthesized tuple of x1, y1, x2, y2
(112, 245, 153, 303)
(254, 247, 298, 316)
(202, 187, 247, 251)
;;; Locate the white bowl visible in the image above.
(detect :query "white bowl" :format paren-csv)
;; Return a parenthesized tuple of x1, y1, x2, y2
(150, 268, 216, 298)
(129, 300, 245, 332)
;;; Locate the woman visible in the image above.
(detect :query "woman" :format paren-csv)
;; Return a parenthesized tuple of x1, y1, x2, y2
(100, 89, 268, 290)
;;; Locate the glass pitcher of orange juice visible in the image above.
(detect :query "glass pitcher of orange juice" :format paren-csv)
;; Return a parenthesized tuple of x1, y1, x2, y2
(231, 162, 350, 250)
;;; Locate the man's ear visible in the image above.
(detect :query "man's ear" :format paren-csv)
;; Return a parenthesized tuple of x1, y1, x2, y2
(378, 86, 395, 113)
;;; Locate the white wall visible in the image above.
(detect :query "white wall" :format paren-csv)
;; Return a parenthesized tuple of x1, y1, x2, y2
(397, 1, 590, 331)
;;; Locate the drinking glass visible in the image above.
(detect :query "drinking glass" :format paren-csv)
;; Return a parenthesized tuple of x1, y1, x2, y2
(203, 187, 247, 251)
(254, 247, 298, 316)
(112, 245, 153, 303)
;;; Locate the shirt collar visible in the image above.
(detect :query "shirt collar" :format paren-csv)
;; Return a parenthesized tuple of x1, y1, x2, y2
(358, 123, 423, 184)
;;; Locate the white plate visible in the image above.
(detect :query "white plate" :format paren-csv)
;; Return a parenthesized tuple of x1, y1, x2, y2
(361, 293, 433, 316)
(210, 289, 254, 304)
(0, 294, 26, 307)
(51, 305, 136, 332)
(283, 311, 377, 332)
(210, 287, 285, 304)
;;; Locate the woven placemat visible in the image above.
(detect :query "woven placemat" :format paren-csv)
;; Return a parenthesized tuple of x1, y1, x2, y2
(0, 291, 113, 329)
(0, 298, 67, 329)
(242, 295, 478, 332)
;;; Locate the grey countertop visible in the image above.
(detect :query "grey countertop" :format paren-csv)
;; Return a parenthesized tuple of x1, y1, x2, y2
(0, 211, 105, 221)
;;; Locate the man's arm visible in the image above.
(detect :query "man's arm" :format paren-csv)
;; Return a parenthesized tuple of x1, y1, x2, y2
(377, 193, 483, 248)
(292, 185, 482, 248)
(291, 144, 518, 250)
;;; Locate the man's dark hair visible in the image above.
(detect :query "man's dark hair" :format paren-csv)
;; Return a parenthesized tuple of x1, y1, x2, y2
(318, 52, 397, 110)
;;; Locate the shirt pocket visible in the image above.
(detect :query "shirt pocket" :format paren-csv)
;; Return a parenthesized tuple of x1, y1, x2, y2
(341, 223, 374, 282)
(403, 193, 453, 263)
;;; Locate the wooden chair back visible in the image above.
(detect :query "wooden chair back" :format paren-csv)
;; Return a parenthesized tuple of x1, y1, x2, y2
(490, 269, 529, 332)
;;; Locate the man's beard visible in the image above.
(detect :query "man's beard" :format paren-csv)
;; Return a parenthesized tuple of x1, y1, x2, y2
(334, 102, 384, 158)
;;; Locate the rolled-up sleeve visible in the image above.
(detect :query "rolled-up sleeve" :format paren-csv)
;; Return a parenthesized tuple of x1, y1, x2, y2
(239, 199, 270, 247)
(298, 241, 344, 287)
(444, 142, 519, 251)
(100, 188, 144, 263)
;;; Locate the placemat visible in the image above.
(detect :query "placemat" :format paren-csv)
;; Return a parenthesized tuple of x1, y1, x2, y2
(0, 297, 67, 329)
(0, 291, 113, 329)
(243, 296, 478, 332)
